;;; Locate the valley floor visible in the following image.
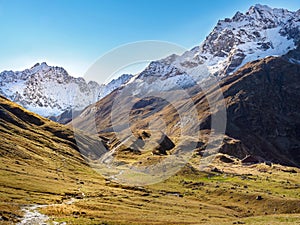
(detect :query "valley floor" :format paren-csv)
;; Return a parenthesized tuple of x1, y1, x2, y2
(0, 158, 300, 225)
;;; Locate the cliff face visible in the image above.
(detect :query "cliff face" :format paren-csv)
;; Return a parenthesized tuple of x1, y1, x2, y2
(222, 57, 300, 166)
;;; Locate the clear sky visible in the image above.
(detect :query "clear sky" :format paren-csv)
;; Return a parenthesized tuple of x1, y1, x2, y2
(0, 0, 299, 77)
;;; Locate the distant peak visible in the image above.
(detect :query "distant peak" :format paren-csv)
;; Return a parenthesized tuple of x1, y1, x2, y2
(31, 63, 40, 69)
(29, 62, 51, 74)
(31, 62, 48, 69)
(253, 4, 272, 11)
(247, 4, 272, 15)
(41, 62, 48, 66)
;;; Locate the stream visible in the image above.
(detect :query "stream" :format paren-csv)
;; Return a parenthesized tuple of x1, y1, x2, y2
(16, 198, 75, 225)
(16, 204, 49, 225)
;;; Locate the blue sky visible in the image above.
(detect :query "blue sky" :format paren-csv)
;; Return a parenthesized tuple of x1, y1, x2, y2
(0, 0, 299, 77)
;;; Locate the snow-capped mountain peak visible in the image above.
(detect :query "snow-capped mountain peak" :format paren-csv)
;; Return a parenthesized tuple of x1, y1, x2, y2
(131, 4, 299, 88)
(0, 63, 99, 116)
(30, 62, 50, 71)
(114, 5, 300, 97)
(195, 4, 299, 74)
(0, 63, 132, 117)
(1, 5, 299, 118)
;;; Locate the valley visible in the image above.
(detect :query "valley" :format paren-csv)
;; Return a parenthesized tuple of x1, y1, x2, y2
(0, 3, 300, 225)
(1, 56, 300, 224)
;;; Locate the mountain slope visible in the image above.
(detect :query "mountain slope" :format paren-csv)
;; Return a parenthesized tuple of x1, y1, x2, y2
(1, 97, 300, 225)
(72, 56, 300, 167)
(219, 56, 300, 166)
(0, 94, 109, 222)
(98, 74, 133, 99)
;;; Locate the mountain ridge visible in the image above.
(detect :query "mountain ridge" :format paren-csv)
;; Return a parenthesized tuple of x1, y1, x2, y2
(0, 62, 132, 117)
(1, 4, 299, 119)
(87, 4, 300, 99)
(133, 4, 300, 84)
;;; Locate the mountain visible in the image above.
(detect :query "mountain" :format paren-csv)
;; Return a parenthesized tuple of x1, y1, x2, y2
(70, 4, 300, 167)
(0, 63, 132, 117)
(115, 4, 300, 93)
(2, 5, 299, 119)
(2, 5, 299, 120)
(0, 62, 98, 117)
(195, 4, 300, 75)
(72, 56, 300, 167)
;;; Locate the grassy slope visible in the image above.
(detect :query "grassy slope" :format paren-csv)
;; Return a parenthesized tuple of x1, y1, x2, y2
(0, 95, 300, 224)
(0, 95, 106, 223)
(40, 161, 300, 225)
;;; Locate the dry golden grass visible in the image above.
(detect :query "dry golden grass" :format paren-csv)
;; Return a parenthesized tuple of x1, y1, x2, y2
(34, 161, 300, 225)
(1, 96, 300, 224)
(1, 152, 300, 224)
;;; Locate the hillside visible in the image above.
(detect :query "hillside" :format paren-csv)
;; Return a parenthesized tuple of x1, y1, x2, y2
(1, 3, 300, 225)
(72, 56, 300, 168)
(0, 95, 108, 222)
(1, 90, 300, 225)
